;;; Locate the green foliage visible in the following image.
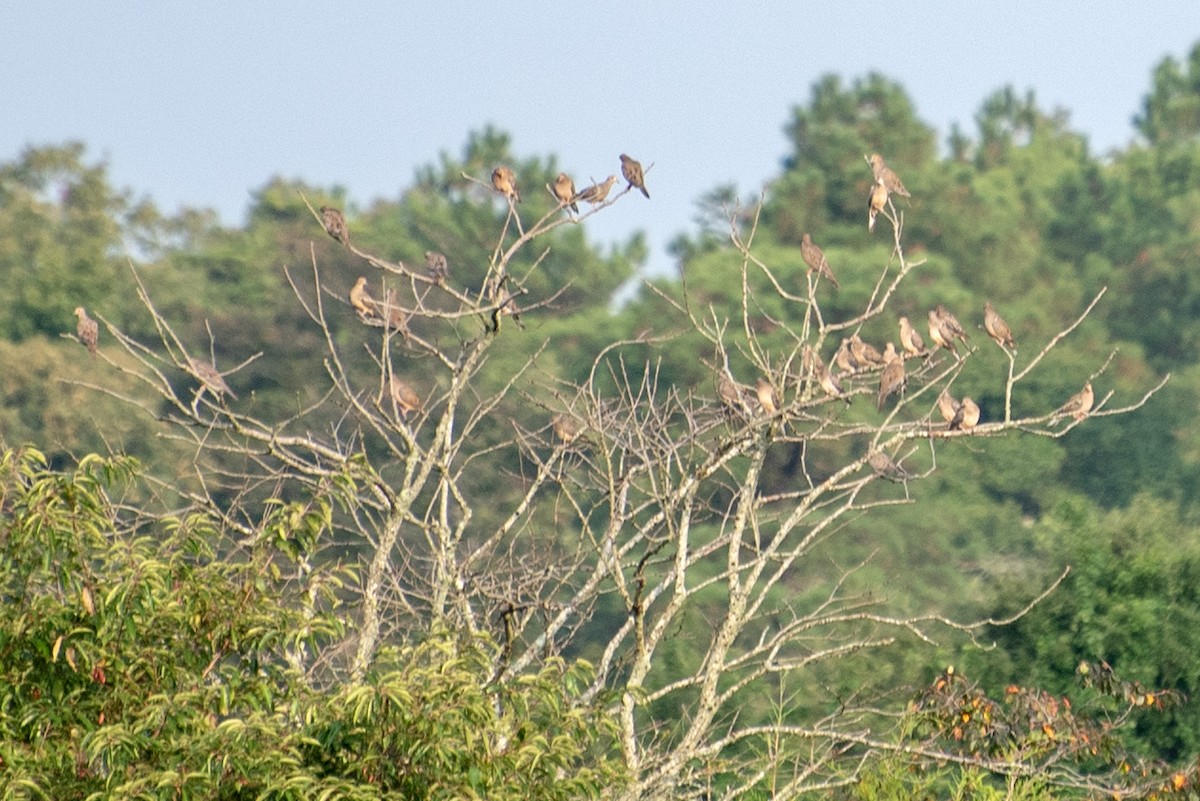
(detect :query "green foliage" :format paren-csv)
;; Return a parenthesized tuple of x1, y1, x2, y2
(973, 494, 1200, 761)
(765, 73, 936, 244)
(0, 447, 622, 800)
(1136, 42, 1200, 145)
(0, 143, 128, 341)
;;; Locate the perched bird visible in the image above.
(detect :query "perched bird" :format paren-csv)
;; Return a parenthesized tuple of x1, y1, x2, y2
(552, 413, 583, 444)
(868, 450, 911, 483)
(755, 377, 781, 416)
(619, 154, 650, 198)
(935, 304, 969, 346)
(553, 173, 578, 213)
(74, 306, 99, 356)
(189, 358, 237, 400)
(898, 316, 925, 356)
(801, 343, 818, 378)
(1057, 382, 1094, 422)
(320, 206, 350, 246)
(389, 376, 422, 419)
(800, 233, 840, 289)
(927, 309, 954, 354)
(491, 165, 520, 202)
(868, 179, 889, 232)
(868, 153, 911, 198)
(877, 344, 906, 412)
(817, 360, 845, 399)
(834, 338, 858, 373)
(383, 288, 409, 336)
(350, 276, 379, 318)
(928, 304, 968, 355)
(425, 251, 449, 283)
(937, 389, 961, 423)
(718, 372, 749, 413)
(849, 334, 884, 368)
(576, 175, 618, 205)
(949, 396, 980, 431)
(983, 301, 1015, 349)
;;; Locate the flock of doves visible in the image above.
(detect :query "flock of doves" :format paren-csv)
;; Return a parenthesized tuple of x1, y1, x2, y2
(714, 153, 1094, 446)
(69, 152, 1093, 437)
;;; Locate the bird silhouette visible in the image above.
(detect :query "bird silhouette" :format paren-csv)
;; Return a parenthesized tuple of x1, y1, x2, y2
(868, 179, 889, 232)
(868, 450, 911, 482)
(800, 233, 840, 288)
(899, 316, 926, 356)
(350, 276, 379, 319)
(877, 344, 906, 411)
(552, 413, 583, 444)
(189, 358, 237, 400)
(553, 173, 578, 212)
(491, 165, 520, 202)
(577, 175, 618, 204)
(937, 389, 961, 424)
(619, 154, 650, 198)
(755, 377, 781, 416)
(868, 153, 911, 197)
(1057, 382, 1094, 422)
(984, 301, 1015, 349)
(389, 376, 423, 419)
(949, 396, 980, 431)
(320, 206, 350, 246)
(425, 251, 449, 283)
(74, 306, 99, 356)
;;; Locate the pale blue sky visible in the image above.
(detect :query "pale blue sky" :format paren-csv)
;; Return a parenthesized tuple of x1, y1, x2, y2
(4, 3, 1196, 274)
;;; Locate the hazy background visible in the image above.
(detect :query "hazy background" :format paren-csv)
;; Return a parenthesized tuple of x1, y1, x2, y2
(4, 2, 1194, 273)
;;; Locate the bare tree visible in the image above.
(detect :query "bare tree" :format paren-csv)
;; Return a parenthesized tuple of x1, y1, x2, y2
(83, 162, 1168, 801)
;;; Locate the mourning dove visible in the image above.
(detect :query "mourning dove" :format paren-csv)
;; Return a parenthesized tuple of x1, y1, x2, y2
(383, 288, 409, 336)
(425, 251, 449, 283)
(983, 301, 1015, 349)
(800, 233, 840, 289)
(755, 377, 781, 416)
(949, 396, 980, 431)
(619, 154, 650, 198)
(389, 376, 422, 419)
(803, 345, 842, 399)
(898, 316, 925, 357)
(868, 450, 911, 482)
(189, 358, 237, 400)
(928, 304, 968, 355)
(718, 372, 750, 413)
(868, 179, 889, 233)
(350, 276, 379, 318)
(320, 206, 350, 246)
(801, 343, 818, 379)
(491, 165, 520, 202)
(553, 173, 579, 213)
(74, 306, 98, 356)
(877, 344, 906, 411)
(850, 334, 884, 368)
(576, 175, 617, 205)
(552, 413, 583, 444)
(817, 360, 845, 399)
(937, 389, 961, 423)
(927, 309, 954, 355)
(1057, 382, 1094, 421)
(868, 153, 911, 198)
(936, 304, 968, 345)
(834, 338, 858, 373)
